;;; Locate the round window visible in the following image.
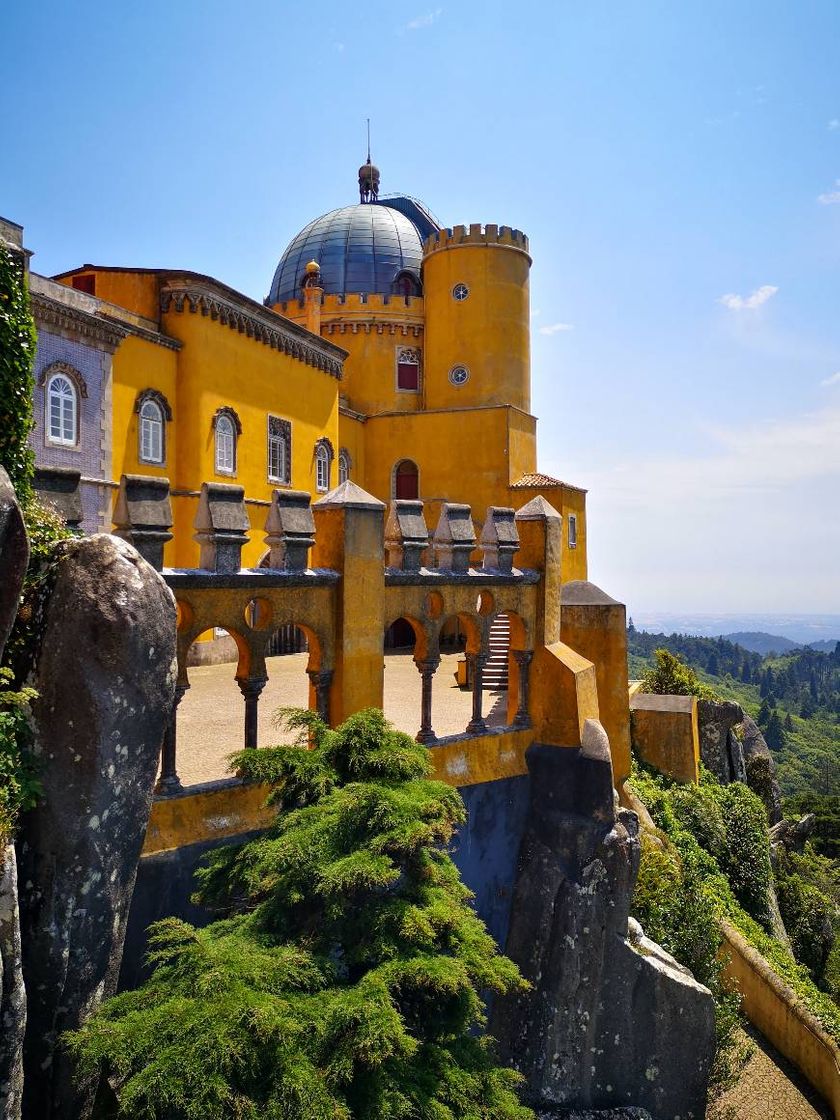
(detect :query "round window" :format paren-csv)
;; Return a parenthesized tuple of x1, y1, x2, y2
(452, 283, 469, 302)
(449, 365, 470, 386)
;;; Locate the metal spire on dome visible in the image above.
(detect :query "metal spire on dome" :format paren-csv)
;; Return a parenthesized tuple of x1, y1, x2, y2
(358, 119, 380, 203)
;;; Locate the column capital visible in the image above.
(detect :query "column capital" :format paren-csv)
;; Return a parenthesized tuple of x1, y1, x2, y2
(236, 676, 267, 700)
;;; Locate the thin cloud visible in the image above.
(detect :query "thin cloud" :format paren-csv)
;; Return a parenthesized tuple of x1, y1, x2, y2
(538, 322, 574, 336)
(580, 404, 840, 505)
(829, 120, 840, 131)
(406, 8, 442, 30)
(719, 285, 778, 311)
(821, 371, 840, 387)
(818, 180, 840, 204)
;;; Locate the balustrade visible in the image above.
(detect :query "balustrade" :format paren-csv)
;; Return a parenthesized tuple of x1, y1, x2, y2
(109, 477, 545, 790)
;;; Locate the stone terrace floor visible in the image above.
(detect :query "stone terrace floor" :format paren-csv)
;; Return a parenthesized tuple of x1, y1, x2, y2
(174, 651, 506, 788)
(711, 1025, 831, 1120)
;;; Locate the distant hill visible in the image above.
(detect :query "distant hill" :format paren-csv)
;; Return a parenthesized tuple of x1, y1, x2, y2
(809, 639, 840, 654)
(722, 631, 802, 656)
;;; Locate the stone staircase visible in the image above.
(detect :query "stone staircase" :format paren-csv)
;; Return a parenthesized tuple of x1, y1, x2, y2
(483, 613, 510, 691)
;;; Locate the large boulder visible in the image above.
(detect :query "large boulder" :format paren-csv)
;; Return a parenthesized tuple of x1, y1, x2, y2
(0, 467, 29, 1120)
(740, 715, 783, 824)
(0, 846, 25, 1120)
(16, 535, 176, 1120)
(491, 729, 715, 1120)
(697, 699, 744, 784)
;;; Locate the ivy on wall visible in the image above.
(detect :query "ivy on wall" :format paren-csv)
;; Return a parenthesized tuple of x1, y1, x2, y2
(0, 242, 36, 501)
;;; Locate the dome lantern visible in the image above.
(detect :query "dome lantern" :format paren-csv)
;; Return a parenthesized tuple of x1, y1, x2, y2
(358, 157, 380, 203)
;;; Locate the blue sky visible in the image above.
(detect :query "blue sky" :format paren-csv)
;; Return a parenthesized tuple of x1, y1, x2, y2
(4, 1, 839, 614)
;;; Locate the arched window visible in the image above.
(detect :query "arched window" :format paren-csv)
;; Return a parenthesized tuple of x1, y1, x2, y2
(394, 459, 419, 500)
(215, 414, 235, 473)
(268, 416, 291, 484)
(213, 407, 241, 476)
(135, 389, 172, 466)
(338, 448, 351, 485)
(315, 443, 331, 492)
(393, 270, 421, 297)
(139, 399, 164, 464)
(46, 373, 78, 446)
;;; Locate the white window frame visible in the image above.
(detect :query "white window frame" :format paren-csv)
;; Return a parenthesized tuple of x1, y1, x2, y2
(268, 416, 291, 484)
(46, 373, 78, 447)
(315, 444, 331, 492)
(139, 399, 164, 465)
(215, 413, 236, 475)
(338, 449, 351, 485)
(568, 513, 578, 549)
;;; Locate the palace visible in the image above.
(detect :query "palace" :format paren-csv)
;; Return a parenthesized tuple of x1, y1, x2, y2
(26, 158, 587, 577)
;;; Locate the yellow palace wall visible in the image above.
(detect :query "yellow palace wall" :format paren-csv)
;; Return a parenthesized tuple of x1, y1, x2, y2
(159, 304, 341, 568)
(278, 293, 425, 417)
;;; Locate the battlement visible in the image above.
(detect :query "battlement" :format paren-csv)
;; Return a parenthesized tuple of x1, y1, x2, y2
(278, 292, 424, 316)
(422, 223, 530, 256)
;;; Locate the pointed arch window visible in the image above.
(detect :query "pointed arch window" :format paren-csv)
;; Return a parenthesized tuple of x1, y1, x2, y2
(338, 448, 351, 485)
(46, 373, 78, 446)
(314, 437, 334, 493)
(268, 416, 291, 484)
(135, 389, 172, 466)
(213, 407, 241, 476)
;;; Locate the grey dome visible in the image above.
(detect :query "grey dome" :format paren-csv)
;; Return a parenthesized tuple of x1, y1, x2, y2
(268, 201, 433, 304)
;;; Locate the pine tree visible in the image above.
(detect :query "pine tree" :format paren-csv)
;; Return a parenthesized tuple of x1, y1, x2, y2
(68, 709, 532, 1120)
(764, 709, 785, 751)
(784, 712, 794, 733)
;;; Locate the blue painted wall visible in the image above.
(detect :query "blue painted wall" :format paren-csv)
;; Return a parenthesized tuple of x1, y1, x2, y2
(123, 774, 531, 990)
(451, 775, 530, 949)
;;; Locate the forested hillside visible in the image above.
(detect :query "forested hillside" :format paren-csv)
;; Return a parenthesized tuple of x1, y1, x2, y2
(628, 623, 840, 817)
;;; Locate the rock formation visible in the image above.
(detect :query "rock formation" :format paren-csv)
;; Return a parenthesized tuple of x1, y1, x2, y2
(15, 535, 176, 1120)
(697, 698, 745, 784)
(491, 724, 716, 1120)
(740, 714, 783, 824)
(0, 467, 30, 1120)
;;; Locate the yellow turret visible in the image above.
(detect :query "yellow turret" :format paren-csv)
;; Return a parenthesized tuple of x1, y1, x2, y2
(421, 224, 531, 413)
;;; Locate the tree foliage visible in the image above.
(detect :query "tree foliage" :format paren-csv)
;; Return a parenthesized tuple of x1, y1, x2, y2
(68, 709, 532, 1120)
(0, 241, 36, 501)
(640, 648, 717, 700)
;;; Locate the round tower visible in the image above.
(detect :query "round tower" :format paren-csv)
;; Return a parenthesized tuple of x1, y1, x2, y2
(421, 224, 531, 413)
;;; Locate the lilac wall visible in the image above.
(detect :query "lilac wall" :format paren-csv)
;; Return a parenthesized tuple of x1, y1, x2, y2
(30, 277, 115, 534)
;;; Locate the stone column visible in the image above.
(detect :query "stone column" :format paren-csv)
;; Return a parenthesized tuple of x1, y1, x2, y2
(311, 481, 386, 724)
(237, 677, 267, 749)
(512, 650, 533, 728)
(415, 656, 440, 744)
(156, 683, 187, 794)
(466, 653, 488, 734)
(307, 669, 334, 723)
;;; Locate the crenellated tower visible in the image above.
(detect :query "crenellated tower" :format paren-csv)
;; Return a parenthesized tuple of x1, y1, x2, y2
(421, 223, 531, 413)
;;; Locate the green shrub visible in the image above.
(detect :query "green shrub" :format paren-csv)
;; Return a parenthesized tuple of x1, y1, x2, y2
(640, 648, 717, 700)
(68, 709, 533, 1120)
(714, 782, 773, 930)
(0, 667, 39, 845)
(629, 782, 743, 1098)
(629, 761, 840, 1044)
